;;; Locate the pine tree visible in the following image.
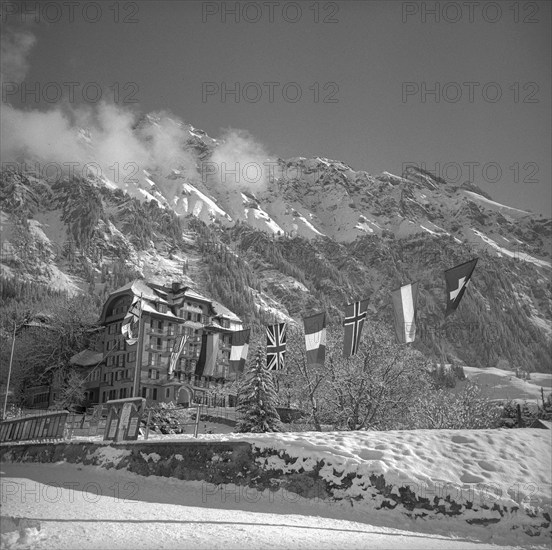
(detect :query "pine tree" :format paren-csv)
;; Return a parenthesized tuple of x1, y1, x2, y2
(236, 347, 283, 433)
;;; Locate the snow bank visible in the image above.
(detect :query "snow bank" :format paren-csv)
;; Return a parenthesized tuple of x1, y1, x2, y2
(1, 428, 550, 541)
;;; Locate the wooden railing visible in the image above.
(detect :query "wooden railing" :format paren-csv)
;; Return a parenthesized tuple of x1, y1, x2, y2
(0, 411, 68, 443)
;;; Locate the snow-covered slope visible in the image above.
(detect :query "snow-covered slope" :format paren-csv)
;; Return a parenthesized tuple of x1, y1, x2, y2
(3, 426, 550, 548)
(1, 461, 527, 550)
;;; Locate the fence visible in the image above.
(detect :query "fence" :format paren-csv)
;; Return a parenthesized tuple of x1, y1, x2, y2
(0, 411, 68, 443)
(0, 403, 242, 442)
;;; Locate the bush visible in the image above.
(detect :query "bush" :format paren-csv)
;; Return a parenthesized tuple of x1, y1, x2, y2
(406, 381, 502, 429)
(146, 402, 194, 434)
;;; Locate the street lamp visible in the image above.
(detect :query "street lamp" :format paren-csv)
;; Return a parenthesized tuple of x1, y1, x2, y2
(2, 321, 17, 420)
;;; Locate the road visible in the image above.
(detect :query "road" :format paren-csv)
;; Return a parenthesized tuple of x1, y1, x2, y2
(0, 462, 524, 550)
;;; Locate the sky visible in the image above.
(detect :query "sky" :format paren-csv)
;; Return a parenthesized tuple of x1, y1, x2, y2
(1, 0, 551, 215)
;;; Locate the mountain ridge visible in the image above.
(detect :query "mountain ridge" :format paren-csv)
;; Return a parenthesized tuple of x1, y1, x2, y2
(1, 114, 550, 373)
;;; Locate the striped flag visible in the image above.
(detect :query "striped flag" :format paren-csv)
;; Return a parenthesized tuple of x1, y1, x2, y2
(121, 297, 142, 346)
(195, 333, 219, 378)
(343, 299, 369, 357)
(391, 282, 419, 344)
(266, 323, 287, 370)
(303, 312, 326, 367)
(229, 329, 250, 374)
(169, 334, 187, 375)
(445, 258, 478, 317)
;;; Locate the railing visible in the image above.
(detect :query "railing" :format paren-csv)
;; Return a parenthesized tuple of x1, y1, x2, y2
(0, 411, 68, 443)
(0, 403, 243, 442)
(146, 344, 166, 352)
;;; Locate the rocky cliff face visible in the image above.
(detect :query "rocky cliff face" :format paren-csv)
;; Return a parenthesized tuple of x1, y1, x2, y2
(1, 114, 550, 372)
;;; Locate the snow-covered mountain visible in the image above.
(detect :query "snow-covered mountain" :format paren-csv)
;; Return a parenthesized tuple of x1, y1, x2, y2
(1, 113, 551, 372)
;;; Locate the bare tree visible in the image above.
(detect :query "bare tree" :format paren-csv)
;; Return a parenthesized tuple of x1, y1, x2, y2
(283, 323, 432, 431)
(3, 293, 100, 406)
(52, 370, 86, 410)
(320, 326, 432, 430)
(281, 325, 326, 430)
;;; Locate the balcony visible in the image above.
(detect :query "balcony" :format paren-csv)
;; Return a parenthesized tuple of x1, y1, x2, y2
(146, 328, 166, 336)
(146, 344, 166, 353)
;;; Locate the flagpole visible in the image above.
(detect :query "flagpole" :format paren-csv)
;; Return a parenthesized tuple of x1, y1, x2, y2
(2, 321, 17, 420)
(133, 294, 144, 399)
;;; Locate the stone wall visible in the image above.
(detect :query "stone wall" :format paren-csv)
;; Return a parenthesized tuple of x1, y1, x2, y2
(1, 440, 549, 540)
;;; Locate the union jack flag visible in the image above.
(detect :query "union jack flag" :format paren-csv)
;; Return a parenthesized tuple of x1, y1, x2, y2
(266, 322, 287, 370)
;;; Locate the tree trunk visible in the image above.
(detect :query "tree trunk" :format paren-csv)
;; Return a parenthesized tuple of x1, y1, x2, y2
(309, 393, 321, 431)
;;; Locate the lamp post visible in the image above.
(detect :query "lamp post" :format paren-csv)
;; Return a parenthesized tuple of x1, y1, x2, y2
(2, 321, 17, 420)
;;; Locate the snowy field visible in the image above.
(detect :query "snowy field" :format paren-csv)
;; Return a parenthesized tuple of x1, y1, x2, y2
(461, 367, 552, 402)
(0, 462, 530, 550)
(143, 428, 552, 515)
(2, 428, 551, 549)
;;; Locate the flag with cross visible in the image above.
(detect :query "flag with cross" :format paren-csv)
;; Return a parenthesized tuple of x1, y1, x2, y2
(343, 299, 369, 357)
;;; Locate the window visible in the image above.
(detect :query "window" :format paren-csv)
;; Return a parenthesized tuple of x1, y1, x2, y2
(127, 351, 136, 362)
(149, 353, 161, 366)
(148, 369, 159, 380)
(152, 388, 158, 400)
(149, 337, 162, 351)
(102, 392, 106, 403)
(167, 323, 174, 336)
(106, 356, 114, 367)
(142, 387, 147, 398)
(187, 312, 192, 321)
(165, 388, 170, 398)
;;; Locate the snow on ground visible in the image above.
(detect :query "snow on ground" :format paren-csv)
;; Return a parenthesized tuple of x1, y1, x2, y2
(355, 221, 374, 233)
(252, 290, 297, 325)
(470, 229, 551, 268)
(420, 224, 439, 236)
(355, 215, 382, 234)
(463, 192, 530, 215)
(70, 426, 551, 524)
(462, 366, 552, 402)
(529, 315, 552, 339)
(295, 213, 325, 236)
(138, 188, 166, 209)
(1, 462, 527, 550)
(139, 429, 552, 518)
(182, 183, 232, 221)
(250, 207, 284, 234)
(424, 220, 450, 235)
